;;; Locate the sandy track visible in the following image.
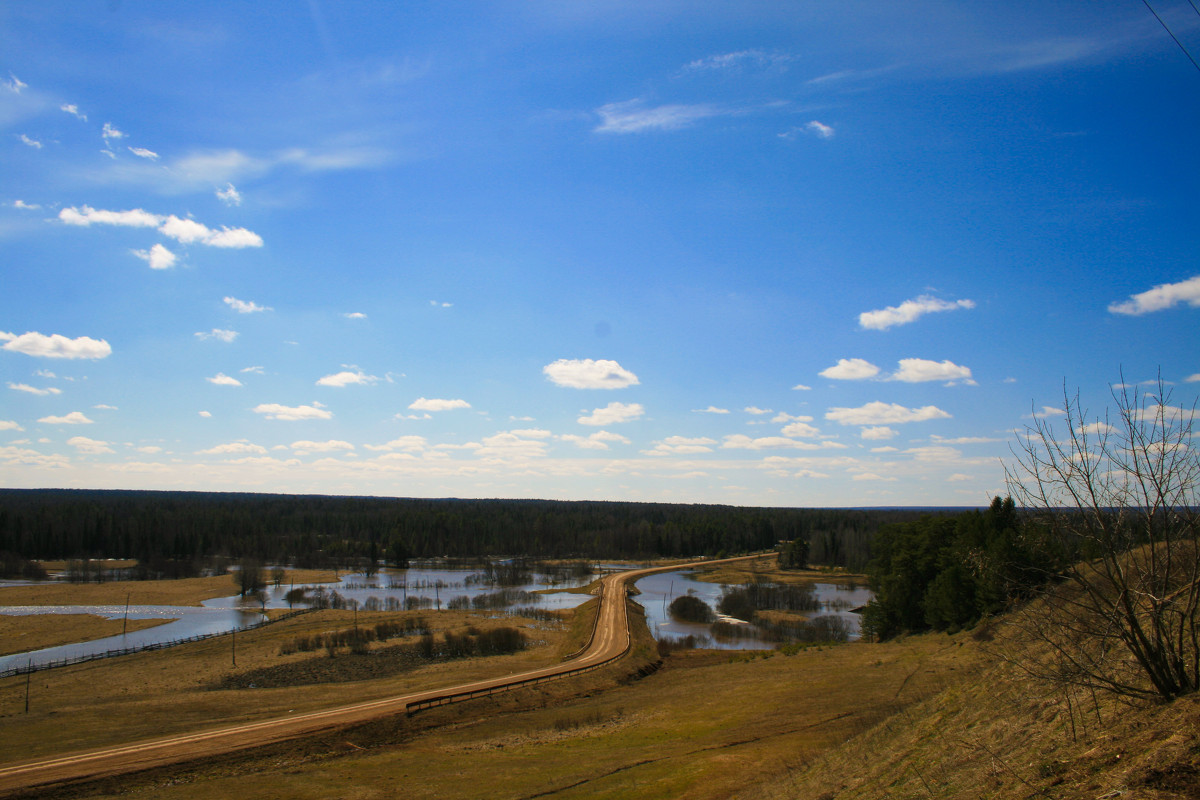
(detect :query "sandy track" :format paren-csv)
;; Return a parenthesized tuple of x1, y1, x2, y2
(0, 556, 757, 793)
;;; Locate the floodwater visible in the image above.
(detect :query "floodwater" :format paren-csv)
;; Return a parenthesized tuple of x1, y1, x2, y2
(633, 569, 873, 650)
(0, 562, 596, 673)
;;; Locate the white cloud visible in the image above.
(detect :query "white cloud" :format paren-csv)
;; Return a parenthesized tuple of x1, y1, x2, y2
(344, 312, 367, 320)
(253, 403, 332, 421)
(819, 358, 880, 380)
(128, 146, 159, 160)
(203, 226, 263, 248)
(199, 441, 268, 455)
(929, 435, 1003, 444)
(543, 358, 640, 389)
(642, 436, 717, 456)
(430, 300, 452, 308)
(474, 432, 548, 459)
(744, 406, 773, 415)
(891, 358, 974, 384)
(1078, 421, 1117, 435)
(853, 472, 897, 482)
(198, 410, 212, 418)
(38, 411, 94, 425)
(92, 404, 117, 410)
(1, 330, 112, 359)
(132, 243, 177, 270)
(693, 406, 730, 414)
(206, 373, 242, 387)
(1027, 406, 1066, 419)
(364, 436, 428, 452)
(67, 435, 113, 454)
(781, 420, 822, 438)
(216, 183, 242, 206)
(223, 296, 271, 314)
(317, 370, 378, 387)
(102, 122, 126, 142)
(1185, 373, 1200, 383)
(859, 295, 976, 330)
(772, 413, 812, 424)
(560, 431, 631, 450)
(241, 365, 265, 374)
(136, 445, 163, 454)
(825, 401, 952, 426)
(59, 205, 162, 228)
(195, 329, 238, 343)
(4, 73, 28, 93)
(595, 100, 719, 133)
(683, 50, 794, 72)
(408, 397, 470, 412)
(13, 200, 41, 210)
(19, 134, 42, 149)
(861, 426, 898, 440)
(722, 435, 827, 450)
(806, 120, 835, 139)
(8, 382, 62, 396)
(792, 384, 812, 391)
(290, 440, 355, 453)
(61, 103, 86, 120)
(1108, 275, 1200, 315)
(578, 401, 644, 426)
(0, 421, 25, 431)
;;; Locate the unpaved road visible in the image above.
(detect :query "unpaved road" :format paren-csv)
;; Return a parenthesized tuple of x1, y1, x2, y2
(0, 556, 759, 793)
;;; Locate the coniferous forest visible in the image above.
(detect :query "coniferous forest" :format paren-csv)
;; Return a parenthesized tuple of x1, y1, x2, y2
(0, 488, 959, 573)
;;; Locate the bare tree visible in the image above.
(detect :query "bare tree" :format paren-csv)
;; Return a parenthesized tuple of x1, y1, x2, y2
(1005, 377, 1200, 701)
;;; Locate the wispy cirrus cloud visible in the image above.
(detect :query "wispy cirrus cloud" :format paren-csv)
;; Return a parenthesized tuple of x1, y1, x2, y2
(594, 100, 721, 134)
(195, 329, 237, 343)
(1108, 275, 1200, 315)
(859, 295, 975, 330)
(1, 331, 112, 359)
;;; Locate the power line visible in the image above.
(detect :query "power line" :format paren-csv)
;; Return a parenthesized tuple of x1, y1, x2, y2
(1143, 0, 1200, 73)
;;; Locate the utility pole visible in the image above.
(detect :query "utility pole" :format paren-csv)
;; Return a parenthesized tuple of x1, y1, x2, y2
(231, 627, 236, 667)
(24, 660, 31, 714)
(123, 592, 130, 636)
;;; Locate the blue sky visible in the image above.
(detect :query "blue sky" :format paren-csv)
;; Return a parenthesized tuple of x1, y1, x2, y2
(2, 1, 1197, 507)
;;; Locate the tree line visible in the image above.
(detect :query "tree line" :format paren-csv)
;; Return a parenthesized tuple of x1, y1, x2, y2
(0, 489, 954, 571)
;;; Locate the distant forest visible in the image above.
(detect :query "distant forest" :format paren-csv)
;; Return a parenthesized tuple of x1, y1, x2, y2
(0, 489, 957, 572)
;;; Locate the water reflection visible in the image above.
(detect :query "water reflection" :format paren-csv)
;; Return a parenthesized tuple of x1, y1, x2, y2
(634, 570, 872, 650)
(0, 563, 596, 673)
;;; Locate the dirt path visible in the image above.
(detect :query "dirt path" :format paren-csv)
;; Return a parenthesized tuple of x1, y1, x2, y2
(0, 555, 761, 794)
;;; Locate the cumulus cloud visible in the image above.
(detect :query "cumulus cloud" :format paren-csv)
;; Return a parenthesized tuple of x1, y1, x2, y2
(825, 401, 952, 426)
(38, 411, 94, 424)
(253, 403, 332, 421)
(67, 436, 113, 454)
(199, 441, 268, 455)
(13, 200, 41, 210)
(317, 370, 378, 387)
(8, 382, 62, 396)
(861, 426, 898, 440)
(781, 420, 822, 438)
(595, 100, 720, 133)
(344, 312, 367, 320)
(61, 103, 86, 120)
(642, 436, 717, 456)
(216, 183, 242, 206)
(224, 296, 270, 314)
(859, 295, 976, 330)
(0, 420, 25, 431)
(194, 329, 238, 343)
(1, 331, 112, 359)
(722, 435, 827, 450)
(132, 243, 177, 270)
(290, 440, 355, 454)
(693, 406, 730, 414)
(819, 358, 880, 380)
(474, 432, 548, 459)
(792, 384, 812, 391)
(543, 358, 639, 389)
(198, 410, 212, 418)
(102, 122, 126, 143)
(408, 397, 470, 411)
(364, 436, 428, 452)
(1107, 275, 1200, 315)
(206, 373, 242, 387)
(891, 358, 974, 384)
(128, 146, 159, 160)
(578, 401, 644, 426)
(59, 206, 263, 249)
(744, 406, 773, 415)
(560, 430, 631, 450)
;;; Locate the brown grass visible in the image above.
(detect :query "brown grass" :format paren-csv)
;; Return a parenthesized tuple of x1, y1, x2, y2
(0, 615, 171, 657)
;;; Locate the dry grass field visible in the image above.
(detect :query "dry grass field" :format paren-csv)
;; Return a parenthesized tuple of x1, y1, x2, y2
(3, 563, 1198, 799)
(0, 615, 170, 657)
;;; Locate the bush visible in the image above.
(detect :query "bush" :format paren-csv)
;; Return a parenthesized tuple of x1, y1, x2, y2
(668, 594, 715, 623)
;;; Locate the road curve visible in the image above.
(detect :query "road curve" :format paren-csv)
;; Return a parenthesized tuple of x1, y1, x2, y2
(0, 555, 764, 794)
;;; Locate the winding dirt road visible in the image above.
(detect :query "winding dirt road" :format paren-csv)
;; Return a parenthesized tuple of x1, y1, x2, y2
(0, 556, 759, 794)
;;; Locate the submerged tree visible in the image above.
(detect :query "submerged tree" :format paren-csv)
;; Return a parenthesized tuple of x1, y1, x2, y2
(1006, 378, 1200, 701)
